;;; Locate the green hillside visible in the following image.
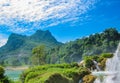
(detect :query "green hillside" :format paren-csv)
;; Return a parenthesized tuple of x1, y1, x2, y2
(20, 53, 113, 83)
(46, 28, 120, 63)
(21, 63, 90, 83)
(0, 30, 62, 66)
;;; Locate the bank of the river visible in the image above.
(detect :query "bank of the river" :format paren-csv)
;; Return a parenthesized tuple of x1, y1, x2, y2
(5, 66, 28, 70)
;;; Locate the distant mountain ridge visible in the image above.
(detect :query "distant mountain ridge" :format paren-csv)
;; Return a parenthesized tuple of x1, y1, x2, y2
(0, 30, 62, 66)
(0, 28, 120, 66)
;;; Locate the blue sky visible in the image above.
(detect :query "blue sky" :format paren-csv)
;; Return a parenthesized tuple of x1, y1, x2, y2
(0, 0, 120, 46)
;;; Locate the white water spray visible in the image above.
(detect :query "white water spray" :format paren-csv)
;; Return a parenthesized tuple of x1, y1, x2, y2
(94, 43, 120, 83)
(93, 60, 101, 71)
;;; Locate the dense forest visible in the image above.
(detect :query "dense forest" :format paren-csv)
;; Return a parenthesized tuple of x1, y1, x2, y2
(0, 28, 120, 66)
(46, 28, 120, 64)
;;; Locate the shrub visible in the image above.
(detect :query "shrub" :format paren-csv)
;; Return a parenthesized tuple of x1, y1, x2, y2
(101, 53, 113, 58)
(0, 66, 9, 83)
(0, 66, 4, 77)
(70, 62, 79, 68)
(84, 56, 94, 69)
(97, 56, 104, 62)
(45, 73, 73, 83)
(21, 63, 91, 83)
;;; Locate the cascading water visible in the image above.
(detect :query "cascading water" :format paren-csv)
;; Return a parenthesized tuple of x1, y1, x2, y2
(93, 60, 101, 71)
(94, 43, 120, 83)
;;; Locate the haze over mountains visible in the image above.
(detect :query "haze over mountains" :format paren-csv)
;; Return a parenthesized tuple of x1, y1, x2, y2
(46, 28, 120, 63)
(0, 30, 62, 66)
(0, 28, 120, 66)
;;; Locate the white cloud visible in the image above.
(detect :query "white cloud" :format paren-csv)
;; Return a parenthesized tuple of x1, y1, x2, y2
(0, 34, 8, 47)
(9, 27, 29, 33)
(0, 0, 98, 33)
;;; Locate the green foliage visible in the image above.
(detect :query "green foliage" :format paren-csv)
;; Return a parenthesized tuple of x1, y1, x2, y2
(0, 30, 62, 66)
(45, 73, 73, 83)
(82, 53, 113, 70)
(83, 56, 94, 69)
(0, 66, 10, 83)
(32, 45, 46, 65)
(46, 28, 120, 64)
(20, 63, 90, 83)
(101, 53, 113, 58)
(0, 66, 4, 78)
(0, 28, 120, 66)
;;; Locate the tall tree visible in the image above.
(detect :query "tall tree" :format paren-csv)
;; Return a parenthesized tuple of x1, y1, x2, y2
(32, 45, 45, 65)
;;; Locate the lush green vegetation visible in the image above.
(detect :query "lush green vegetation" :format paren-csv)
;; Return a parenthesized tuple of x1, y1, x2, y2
(46, 28, 120, 64)
(32, 45, 46, 65)
(0, 30, 62, 66)
(0, 66, 11, 83)
(0, 28, 119, 66)
(83, 53, 113, 70)
(19, 52, 112, 83)
(0, 53, 113, 83)
(20, 63, 90, 83)
(101, 53, 113, 58)
(19, 52, 113, 83)
(0, 28, 119, 83)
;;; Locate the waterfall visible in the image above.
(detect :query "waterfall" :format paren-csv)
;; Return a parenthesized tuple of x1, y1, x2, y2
(103, 43, 120, 83)
(93, 60, 101, 71)
(94, 43, 120, 83)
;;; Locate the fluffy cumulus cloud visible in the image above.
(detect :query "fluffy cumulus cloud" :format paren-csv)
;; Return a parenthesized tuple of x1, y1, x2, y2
(0, 0, 98, 33)
(0, 34, 7, 47)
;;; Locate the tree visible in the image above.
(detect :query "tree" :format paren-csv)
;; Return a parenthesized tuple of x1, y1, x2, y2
(32, 45, 45, 65)
(0, 66, 9, 83)
(0, 66, 4, 78)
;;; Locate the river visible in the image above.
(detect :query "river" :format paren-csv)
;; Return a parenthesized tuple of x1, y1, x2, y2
(5, 69, 23, 80)
(5, 66, 28, 81)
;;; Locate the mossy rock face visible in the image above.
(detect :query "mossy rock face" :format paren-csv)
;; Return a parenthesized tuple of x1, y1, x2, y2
(82, 75, 96, 83)
(99, 58, 107, 70)
(45, 73, 73, 83)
